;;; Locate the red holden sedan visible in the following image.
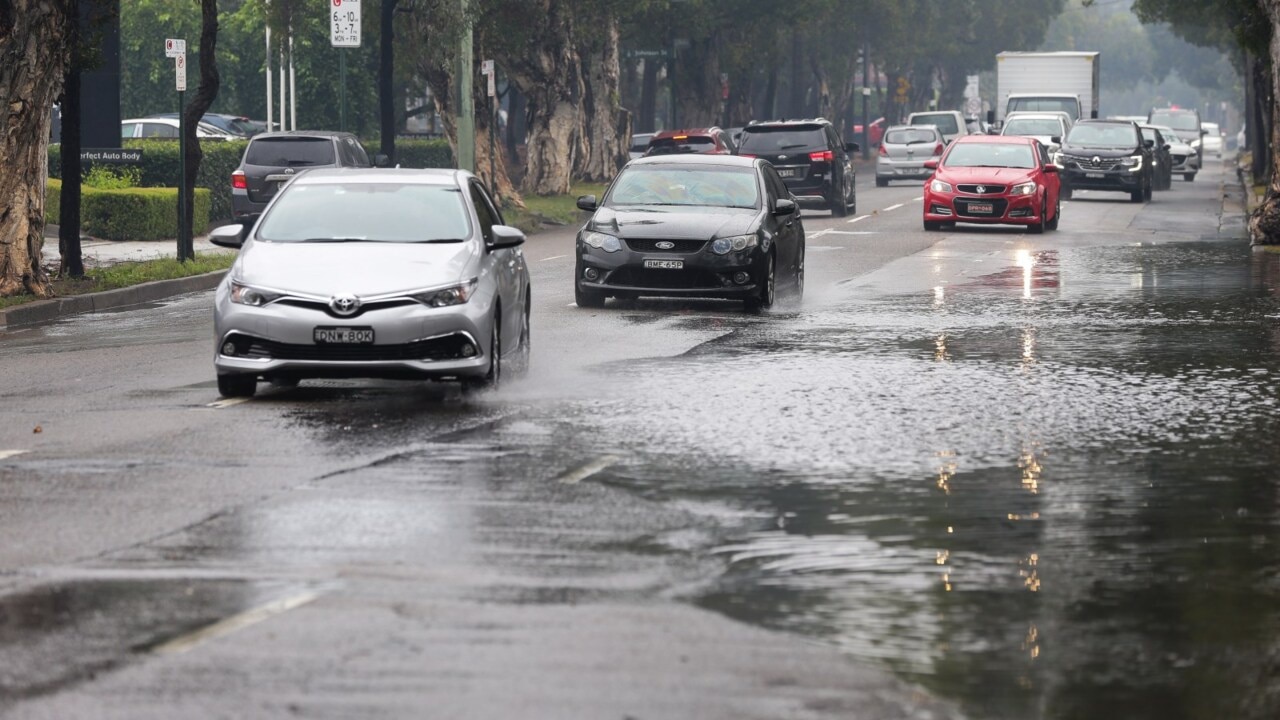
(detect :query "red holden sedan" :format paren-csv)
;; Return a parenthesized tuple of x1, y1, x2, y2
(922, 135, 1061, 234)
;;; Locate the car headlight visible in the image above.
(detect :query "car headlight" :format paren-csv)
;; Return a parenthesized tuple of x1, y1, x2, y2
(230, 282, 282, 307)
(1190, 138, 1201, 149)
(412, 278, 479, 307)
(930, 179, 953, 193)
(1050, 151, 1064, 167)
(1009, 181, 1037, 196)
(582, 231, 622, 252)
(711, 234, 758, 255)
(1122, 154, 1144, 171)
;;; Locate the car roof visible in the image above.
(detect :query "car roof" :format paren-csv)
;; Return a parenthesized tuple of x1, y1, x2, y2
(250, 130, 356, 141)
(290, 168, 467, 186)
(745, 119, 831, 129)
(628, 154, 756, 168)
(884, 124, 939, 132)
(652, 128, 720, 139)
(952, 134, 1036, 145)
(1004, 113, 1067, 121)
(1075, 119, 1136, 127)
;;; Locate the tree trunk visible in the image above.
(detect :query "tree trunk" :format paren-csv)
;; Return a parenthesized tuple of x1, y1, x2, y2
(0, 0, 71, 298)
(59, 0, 84, 278)
(1250, 0, 1280, 244)
(180, 0, 219, 260)
(638, 59, 658, 133)
(574, 19, 627, 183)
(674, 36, 722, 127)
(379, 0, 400, 163)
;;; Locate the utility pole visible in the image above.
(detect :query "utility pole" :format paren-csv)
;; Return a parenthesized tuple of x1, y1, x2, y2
(455, 0, 475, 172)
(861, 34, 870, 160)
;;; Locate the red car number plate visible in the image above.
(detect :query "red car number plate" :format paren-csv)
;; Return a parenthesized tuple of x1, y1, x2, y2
(968, 202, 994, 214)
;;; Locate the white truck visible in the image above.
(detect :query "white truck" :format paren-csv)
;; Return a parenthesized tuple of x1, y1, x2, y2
(994, 51, 1100, 125)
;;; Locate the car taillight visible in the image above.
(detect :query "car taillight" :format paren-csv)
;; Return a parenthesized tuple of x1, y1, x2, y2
(809, 150, 834, 163)
(933, 143, 945, 156)
(878, 143, 888, 157)
(231, 170, 247, 189)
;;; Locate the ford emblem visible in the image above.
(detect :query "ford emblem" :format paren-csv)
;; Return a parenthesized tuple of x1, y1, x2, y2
(655, 241, 675, 250)
(330, 294, 361, 316)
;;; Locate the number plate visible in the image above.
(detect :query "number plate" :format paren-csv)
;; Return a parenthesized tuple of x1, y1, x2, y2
(967, 202, 994, 214)
(644, 259, 684, 270)
(776, 168, 799, 178)
(1085, 172, 1106, 179)
(314, 327, 374, 344)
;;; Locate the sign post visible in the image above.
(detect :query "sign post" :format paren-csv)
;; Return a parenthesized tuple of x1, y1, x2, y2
(481, 60, 497, 200)
(168, 39, 191, 261)
(331, 0, 362, 132)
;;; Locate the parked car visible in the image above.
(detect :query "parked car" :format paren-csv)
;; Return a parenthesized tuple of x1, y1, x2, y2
(907, 110, 969, 144)
(853, 117, 886, 147)
(1138, 125, 1174, 190)
(1147, 108, 1202, 180)
(231, 131, 377, 220)
(1148, 124, 1199, 181)
(121, 117, 233, 139)
(1055, 119, 1154, 202)
(644, 128, 735, 156)
(209, 168, 530, 398)
(629, 132, 655, 160)
(147, 112, 259, 137)
(736, 118, 858, 215)
(875, 124, 945, 187)
(572, 154, 805, 311)
(922, 134, 1062, 233)
(1201, 122, 1224, 158)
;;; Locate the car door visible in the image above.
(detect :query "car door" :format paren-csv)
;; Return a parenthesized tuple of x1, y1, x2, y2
(827, 126, 852, 199)
(763, 164, 800, 277)
(470, 181, 522, 352)
(1035, 140, 1060, 211)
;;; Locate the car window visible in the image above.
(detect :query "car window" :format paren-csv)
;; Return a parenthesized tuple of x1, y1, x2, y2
(1008, 98, 1079, 120)
(1066, 124, 1139, 148)
(246, 137, 337, 167)
(884, 129, 938, 145)
(763, 164, 787, 202)
(121, 122, 139, 138)
(911, 114, 959, 135)
(143, 122, 178, 138)
(1148, 111, 1199, 131)
(345, 137, 370, 166)
(1003, 118, 1065, 137)
(256, 183, 471, 242)
(943, 142, 1036, 169)
(646, 136, 716, 155)
(470, 183, 497, 242)
(738, 125, 826, 151)
(605, 165, 760, 209)
(630, 135, 652, 153)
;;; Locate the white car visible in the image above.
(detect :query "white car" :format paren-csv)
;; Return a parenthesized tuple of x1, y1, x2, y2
(1201, 122, 1224, 157)
(1000, 112, 1070, 155)
(121, 117, 234, 140)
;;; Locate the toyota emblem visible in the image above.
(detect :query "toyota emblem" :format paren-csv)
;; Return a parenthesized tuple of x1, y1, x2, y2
(975, 185, 986, 194)
(655, 241, 675, 250)
(330, 294, 361, 316)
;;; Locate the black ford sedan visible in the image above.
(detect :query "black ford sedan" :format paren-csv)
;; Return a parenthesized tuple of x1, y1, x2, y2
(574, 155, 805, 311)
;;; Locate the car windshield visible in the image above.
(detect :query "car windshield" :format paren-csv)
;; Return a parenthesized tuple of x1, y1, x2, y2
(738, 126, 825, 151)
(630, 135, 652, 152)
(911, 114, 959, 135)
(1140, 127, 1160, 143)
(1066, 124, 1138, 148)
(943, 142, 1036, 169)
(1153, 126, 1184, 144)
(1008, 98, 1078, 121)
(246, 137, 336, 166)
(646, 137, 716, 155)
(1203, 122, 1220, 134)
(1149, 111, 1199, 131)
(884, 129, 937, 145)
(1003, 118, 1062, 137)
(256, 183, 471, 242)
(606, 165, 759, 209)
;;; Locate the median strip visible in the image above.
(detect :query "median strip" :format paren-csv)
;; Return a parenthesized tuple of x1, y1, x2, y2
(555, 455, 622, 484)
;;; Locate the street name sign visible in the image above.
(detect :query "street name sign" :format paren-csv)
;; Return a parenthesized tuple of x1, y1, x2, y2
(331, 0, 362, 48)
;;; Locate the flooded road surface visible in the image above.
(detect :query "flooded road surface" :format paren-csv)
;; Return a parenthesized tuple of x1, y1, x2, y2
(517, 239, 1280, 719)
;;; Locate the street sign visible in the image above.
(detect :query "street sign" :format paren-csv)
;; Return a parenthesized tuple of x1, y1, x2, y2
(623, 49, 669, 60)
(330, 0, 361, 48)
(80, 148, 144, 164)
(481, 60, 495, 97)
(164, 38, 185, 58)
(175, 54, 187, 92)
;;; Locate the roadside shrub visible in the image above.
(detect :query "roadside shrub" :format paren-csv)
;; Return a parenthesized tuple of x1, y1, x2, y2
(389, 138, 453, 168)
(46, 179, 211, 241)
(83, 165, 141, 190)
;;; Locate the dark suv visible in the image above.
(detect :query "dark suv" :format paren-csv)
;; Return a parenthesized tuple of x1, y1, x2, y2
(231, 131, 374, 219)
(1055, 120, 1154, 203)
(736, 119, 858, 216)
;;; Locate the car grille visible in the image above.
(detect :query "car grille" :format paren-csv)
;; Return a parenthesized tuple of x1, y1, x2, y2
(625, 238, 707, 254)
(954, 198, 1009, 218)
(231, 333, 474, 362)
(957, 184, 1006, 195)
(1066, 155, 1122, 171)
(1171, 154, 1187, 164)
(607, 267, 723, 290)
(275, 297, 420, 319)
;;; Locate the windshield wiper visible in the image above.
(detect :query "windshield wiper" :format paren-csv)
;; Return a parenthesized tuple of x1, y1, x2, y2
(421, 238, 465, 243)
(297, 237, 370, 243)
(779, 143, 809, 149)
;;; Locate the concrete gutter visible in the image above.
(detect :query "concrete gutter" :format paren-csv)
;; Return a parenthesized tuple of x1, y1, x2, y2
(0, 270, 226, 330)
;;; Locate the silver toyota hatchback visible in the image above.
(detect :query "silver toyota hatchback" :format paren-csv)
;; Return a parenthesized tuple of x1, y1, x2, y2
(209, 168, 531, 398)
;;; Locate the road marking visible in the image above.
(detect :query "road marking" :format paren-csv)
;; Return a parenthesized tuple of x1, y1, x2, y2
(567, 302, 578, 308)
(808, 245, 844, 252)
(809, 228, 834, 238)
(884, 203, 904, 212)
(540, 255, 567, 262)
(0, 450, 28, 461)
(846, 214, 871, 224)
(207, 398, 251, 409)
(913, 196, 923, 201)
(818, 230, 878, 236)
(152, 591, 321, 655)
(555, 455, 622, 484)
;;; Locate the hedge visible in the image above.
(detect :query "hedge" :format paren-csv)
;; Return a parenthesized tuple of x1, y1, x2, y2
(46, 179, 211, 241)
(387, 138, 453, 168)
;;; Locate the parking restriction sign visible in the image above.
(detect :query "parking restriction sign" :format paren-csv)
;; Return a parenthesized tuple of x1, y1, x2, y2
(330, 0, 362, 48)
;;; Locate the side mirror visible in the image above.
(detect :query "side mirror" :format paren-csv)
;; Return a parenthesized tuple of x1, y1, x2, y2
(1162, 143, 1171, 151)
(986, 109, 995, 125)
(773, 198, 797, 215)
(374, 153, 391, 168)
(1144, 139, 1155, 149)
(489, 224, 526, 249)
(923, 159, 939, 170)
(1050, 135, 1061, 145)
(844, 142, 860, 153)
(209, 222, 248, 248)
(576, 194, 598, 211)
(1042, 164, 1059, 173)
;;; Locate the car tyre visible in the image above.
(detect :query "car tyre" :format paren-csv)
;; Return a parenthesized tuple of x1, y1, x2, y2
(875, 177, 889, 188)
(463, 314, 501, 393)
(1046, 195, 1061, 231)
(574, 279, 606, 309)
(923, 220, 944, 232)
(829, 181, 849, 217)
(217, 374, 257, 398)
(1184, 172, 1196, 182)
(510, 293, 531, 378)
(745, 252, 776, 312)
(1130, 183, 1144, 203)
(1029, 195, 1047, 234)
(1062, 184, 1073, 200)
(791, 242, 805, 303)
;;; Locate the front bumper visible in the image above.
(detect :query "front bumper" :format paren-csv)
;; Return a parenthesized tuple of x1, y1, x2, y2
(231, 189, 269, 220)
(577, 240, 767, 299)
(923, 190, 1045, 226)
(1169, 153, 1201, 172)
(1061, 167, 1143, 193)
(876, 158, 932, 179)
(212, 280, 493, 380)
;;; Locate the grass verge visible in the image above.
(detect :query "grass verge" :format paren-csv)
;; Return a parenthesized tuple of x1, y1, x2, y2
(503, 182, 608, 234)
(0, 252, 235, 310)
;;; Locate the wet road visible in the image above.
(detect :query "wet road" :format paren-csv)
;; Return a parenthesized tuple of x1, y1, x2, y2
(2, 157, 1277, 719)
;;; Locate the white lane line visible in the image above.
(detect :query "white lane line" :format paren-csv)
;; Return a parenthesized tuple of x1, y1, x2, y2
(809, 228, 835, 238)
(0, 450, 29, 461)
(539, 255, 568, 262)
(884, 203, 904, 212)
(207, 398, 251, 409)
(555, 455, 622, 485)
(846, 214, 871, 224)
(807, 246, 844, 252)
(913, 196, 924, 201)
(567, 302, 578, 308)
(153, 591, 322, 655)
